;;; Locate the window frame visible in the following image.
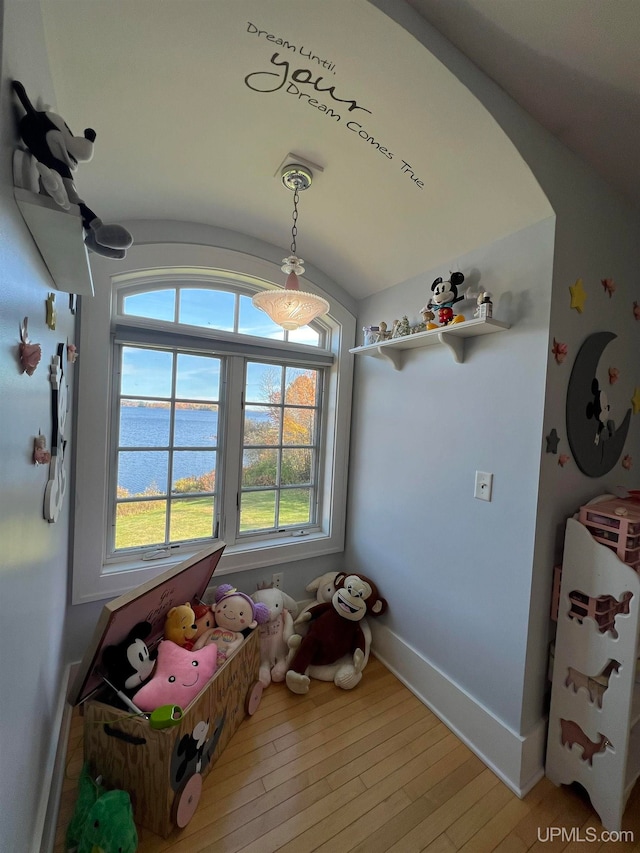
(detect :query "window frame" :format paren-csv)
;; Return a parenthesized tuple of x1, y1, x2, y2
(72, 242, 355, 604)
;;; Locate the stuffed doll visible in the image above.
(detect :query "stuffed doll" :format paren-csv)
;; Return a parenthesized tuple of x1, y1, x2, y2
(251, 583, 298, 687)
(164, 603, 198, 649)
(192, 603, 215, 641)
(194, 585, 270, 663)
(66, 763, 137, 853)
(133, 640, 218, 712)
(286, 572, 387, 695)
(296, 572, 373, 690)
(12, 80, 133, 259)
(101, 620, 156, 696)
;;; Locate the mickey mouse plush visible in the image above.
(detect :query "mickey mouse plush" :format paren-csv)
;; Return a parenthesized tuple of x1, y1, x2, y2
(101, 620, 156, 696)
(286, 572, 387, 695)
(424, 271, 466, 328)
(12, 80, 133, 259)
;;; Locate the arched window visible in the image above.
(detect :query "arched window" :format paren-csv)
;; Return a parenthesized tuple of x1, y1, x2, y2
(72, 245, 355, 603)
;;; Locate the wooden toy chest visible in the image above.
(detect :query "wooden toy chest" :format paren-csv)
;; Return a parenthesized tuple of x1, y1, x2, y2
(68, 543, 262, 838)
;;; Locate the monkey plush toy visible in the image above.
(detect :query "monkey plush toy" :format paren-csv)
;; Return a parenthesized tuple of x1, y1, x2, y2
(285, 572, 387, 694)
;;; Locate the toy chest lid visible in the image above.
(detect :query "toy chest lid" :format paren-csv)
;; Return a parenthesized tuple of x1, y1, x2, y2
(68, 542, 225, 706)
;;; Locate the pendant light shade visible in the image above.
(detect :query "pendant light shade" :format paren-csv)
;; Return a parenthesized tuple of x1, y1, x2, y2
(252, 165, 330, 330)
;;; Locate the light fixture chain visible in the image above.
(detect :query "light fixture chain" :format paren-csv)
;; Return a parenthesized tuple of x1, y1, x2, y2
(290, 187, 299, 256)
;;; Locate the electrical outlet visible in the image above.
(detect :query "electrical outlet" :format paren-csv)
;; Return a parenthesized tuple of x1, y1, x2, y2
(474, 471, 493, 501)
(271, 572, 283, 589)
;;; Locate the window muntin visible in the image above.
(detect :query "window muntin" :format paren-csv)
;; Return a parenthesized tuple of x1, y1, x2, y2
(112, 345, 222, 555)
(240, 362, 321, 536)
(120, 283, 323, 347)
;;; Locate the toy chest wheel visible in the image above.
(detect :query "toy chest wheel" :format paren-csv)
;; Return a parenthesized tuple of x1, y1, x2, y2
(68, 543, 262, 838)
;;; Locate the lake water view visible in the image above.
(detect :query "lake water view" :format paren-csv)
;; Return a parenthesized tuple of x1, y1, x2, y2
(118, 405, 268, 495)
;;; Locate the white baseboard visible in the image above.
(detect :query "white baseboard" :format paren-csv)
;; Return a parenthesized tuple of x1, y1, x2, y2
(38, 662, 77, 853)
(371, 623, 546, 797)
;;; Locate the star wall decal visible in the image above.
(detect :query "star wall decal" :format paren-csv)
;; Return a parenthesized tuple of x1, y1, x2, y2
(569, 279, 587, 313)
(551, 339, 568, 364)
(632, 387, 640, 415)
(546, 429, 560, 454)
(600, 277, 615, 298)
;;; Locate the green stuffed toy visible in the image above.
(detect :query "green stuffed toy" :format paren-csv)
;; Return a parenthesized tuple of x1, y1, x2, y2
(66, 763, 137, 853)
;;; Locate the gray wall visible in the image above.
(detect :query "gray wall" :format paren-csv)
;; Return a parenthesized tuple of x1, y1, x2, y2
(347, 219, 555, 731)
(355, 0, 640, 740)
(0, 3, 77, 849)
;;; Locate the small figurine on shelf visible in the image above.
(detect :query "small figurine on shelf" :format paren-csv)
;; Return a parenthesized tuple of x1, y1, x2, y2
(378, 321, 392, 341)
(420, 306, 435, 326)
(474, 291, 493, 319)
(362, 325, 380, 346)
(423, 272, 466, 329)
(391, 316, 411, 338)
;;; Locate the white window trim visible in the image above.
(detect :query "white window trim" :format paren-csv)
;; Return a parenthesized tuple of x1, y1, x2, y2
(72, 242, 355, 604)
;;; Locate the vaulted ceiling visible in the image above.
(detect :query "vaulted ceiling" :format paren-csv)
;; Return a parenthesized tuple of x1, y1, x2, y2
(36, 0, 635, 301)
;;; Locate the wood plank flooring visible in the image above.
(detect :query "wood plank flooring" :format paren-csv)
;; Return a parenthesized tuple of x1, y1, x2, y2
(54, 657, 640, 852)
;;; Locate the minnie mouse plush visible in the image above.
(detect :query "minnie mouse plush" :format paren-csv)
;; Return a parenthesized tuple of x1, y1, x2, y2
(12, 80, 133, 259)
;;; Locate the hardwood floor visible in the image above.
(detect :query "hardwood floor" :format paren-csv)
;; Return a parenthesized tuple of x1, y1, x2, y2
(54, 657, 640, 852)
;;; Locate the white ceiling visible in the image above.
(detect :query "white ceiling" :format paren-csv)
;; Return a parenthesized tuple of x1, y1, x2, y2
(35, 0, 636, 302)
(407, 0, 640, 213)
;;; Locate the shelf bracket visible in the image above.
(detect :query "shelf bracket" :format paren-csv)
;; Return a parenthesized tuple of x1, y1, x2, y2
(374, 345, 402, 370)
(438, 331, 465, 363)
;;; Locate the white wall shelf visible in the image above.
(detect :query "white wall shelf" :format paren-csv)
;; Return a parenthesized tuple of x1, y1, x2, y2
(14, 187, 94, 296)
(349, 317, 509, 368)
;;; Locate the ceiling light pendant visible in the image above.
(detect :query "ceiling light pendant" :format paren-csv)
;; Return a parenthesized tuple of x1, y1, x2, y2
(252, 165, 330, 331)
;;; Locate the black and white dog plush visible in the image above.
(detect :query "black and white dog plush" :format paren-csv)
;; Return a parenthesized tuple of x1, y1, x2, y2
(102, 621, 156, 695)
(12, 80, 133, 259)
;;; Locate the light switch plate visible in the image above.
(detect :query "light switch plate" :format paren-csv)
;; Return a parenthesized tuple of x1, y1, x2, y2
(474, 471, 493, 501)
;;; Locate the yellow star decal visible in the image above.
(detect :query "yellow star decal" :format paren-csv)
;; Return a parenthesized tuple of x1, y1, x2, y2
(632, 387, 640, 415)
(569, 278, 587, 313)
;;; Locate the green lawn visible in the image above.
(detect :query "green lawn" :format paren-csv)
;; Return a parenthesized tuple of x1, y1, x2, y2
(115, 490, 311, 549)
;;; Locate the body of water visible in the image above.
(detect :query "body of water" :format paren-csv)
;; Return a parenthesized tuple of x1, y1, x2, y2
(118, 406, 267, 495)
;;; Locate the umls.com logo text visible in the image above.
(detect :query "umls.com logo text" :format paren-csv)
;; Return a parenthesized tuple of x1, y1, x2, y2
(538, 827, 634, 843)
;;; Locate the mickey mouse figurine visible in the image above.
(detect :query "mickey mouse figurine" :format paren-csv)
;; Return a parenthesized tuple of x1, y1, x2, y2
(423, 271, 466, 329)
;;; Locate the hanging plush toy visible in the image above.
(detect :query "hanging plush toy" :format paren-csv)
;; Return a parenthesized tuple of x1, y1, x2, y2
(12, 80, 133, 259)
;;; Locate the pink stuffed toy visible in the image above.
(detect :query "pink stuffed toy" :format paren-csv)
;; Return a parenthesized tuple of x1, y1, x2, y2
(133, 640, 217, 711)
(194, 585, 270, 664)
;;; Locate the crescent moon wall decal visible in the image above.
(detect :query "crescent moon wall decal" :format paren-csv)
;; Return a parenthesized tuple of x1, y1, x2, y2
(566, 331, 631, 477)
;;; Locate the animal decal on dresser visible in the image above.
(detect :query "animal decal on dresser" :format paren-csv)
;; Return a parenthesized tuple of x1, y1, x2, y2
(560, 719, 613, 765)
(567, 589, 632, 637)
(565, 659, 621, 708)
